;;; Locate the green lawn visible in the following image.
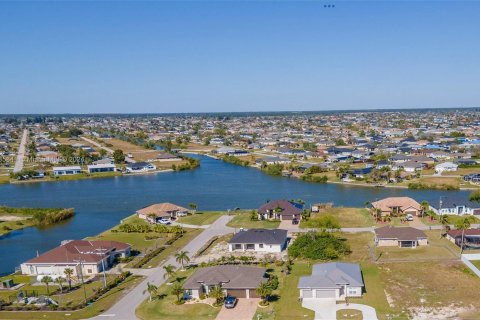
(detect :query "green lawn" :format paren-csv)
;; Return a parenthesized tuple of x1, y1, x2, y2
(302, 207, 375, 228)
(0, 275, 143, 320)
(420, 214, 479, 226)
(177, 211, 225, 225)
(337, 309, 363, 319)
(136, 268, 220, 320)
(227, 212, 280, 229)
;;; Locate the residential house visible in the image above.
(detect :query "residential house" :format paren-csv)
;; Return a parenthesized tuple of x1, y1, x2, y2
(228, 229, 288, 253)
(298, 262, 364, 300)
(125, 162, 156, 173)
(156, 152, 182, 161)
(435, 162, 458, 174)
(52, 166, 82, 176)
(374, 226, 428, 248)
(183, 265, 266, 299)
(136, 202, 189, 222)
(20, 240, 130, 277)
(446, 229, 480, 249)
(258, 199, 303, 221)
(371, 197, 422, 217)
(430, 196, 480, 216)
(87, 163, 116, 173)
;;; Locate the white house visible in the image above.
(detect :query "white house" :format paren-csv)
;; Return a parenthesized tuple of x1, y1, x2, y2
(430, 196, 480, 216)
(228, 229, 288, 253)
(52, 166, 82, 176)
(298, 262, 364, 300)
(434, 162, 458, 174)
(87, 163, 116, 173)
(125, 162, 156, 173)
(21, 240, 130, 277)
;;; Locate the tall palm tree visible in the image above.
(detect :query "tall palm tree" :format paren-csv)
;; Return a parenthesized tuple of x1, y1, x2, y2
(55, 277, 65, 294)
(175, 251, 190, 270)
(144, 282, 158, 302)
(420, 201, 429, 218)
(64, 268, 74, 291)
(455, 216, 474, 254)
(41, 276, 53, 295)
(163, 264, 176, 281)
(208, 285, 225, 305)
(440, 215, 450, 238)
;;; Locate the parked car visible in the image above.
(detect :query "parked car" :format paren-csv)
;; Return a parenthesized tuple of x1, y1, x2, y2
(158, 218, 171, 225)
(224, 295, 237, 309)
(176, 212, 188, 217)
(405, 214, 414, 221)
(292, 218, 299, 225)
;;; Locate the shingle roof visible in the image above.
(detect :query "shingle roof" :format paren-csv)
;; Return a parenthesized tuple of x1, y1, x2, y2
(375, 226, 427, 241)
(258, 199, 302, 217)
(136, 203, 189, 217)
(228, 229, 288, 245)
(298, 262, 364, 289)
(183, 265, 266, 289)
(447, 228, 480, 238)
(25, 240, 130, 264)
(431, 195, 480, 209)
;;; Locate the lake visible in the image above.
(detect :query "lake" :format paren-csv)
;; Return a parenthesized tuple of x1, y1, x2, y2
(0, 155, 469, 275)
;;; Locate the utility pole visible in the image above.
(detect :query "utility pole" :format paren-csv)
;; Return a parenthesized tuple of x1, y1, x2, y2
(73, 259, 88, 305)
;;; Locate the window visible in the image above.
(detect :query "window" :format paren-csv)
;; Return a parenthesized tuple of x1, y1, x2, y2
(246, 244, 255, 250)
(259, 244, 264, 248)
(87, 269, 92, 274)
(234, 244, 242, 250)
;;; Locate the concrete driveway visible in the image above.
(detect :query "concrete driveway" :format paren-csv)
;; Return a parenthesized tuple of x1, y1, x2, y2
(279, 219, 300, 233)
(337, 303, 379, 320)
(216, 298, 260, 320)
(302, 298, 336, 320)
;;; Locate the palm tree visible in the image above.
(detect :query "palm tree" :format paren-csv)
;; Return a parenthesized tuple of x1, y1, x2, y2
(175, 251, 190, 270)
(420, 201, 429, 218)
(440, 215, 450, 238)
(55, 277, 65, 294)
(455, 216, 474, 254)
(171, 282, 184, 303)
(208, 285, 225, 305)
(64, 268, 74, 291)
(41, 276, 53, 295)
(163, 264, 176, 281)
(188, 203, 197, 213)
(144, 282, 158, 302)
(256, 282, 273, 305)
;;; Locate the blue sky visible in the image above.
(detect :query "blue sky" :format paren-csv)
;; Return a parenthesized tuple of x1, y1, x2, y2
(0, 1, 479, 114)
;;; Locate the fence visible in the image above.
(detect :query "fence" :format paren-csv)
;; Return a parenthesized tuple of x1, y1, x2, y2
(461, 254, 480, 277)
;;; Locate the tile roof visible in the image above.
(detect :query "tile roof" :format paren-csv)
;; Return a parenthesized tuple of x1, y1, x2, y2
(25, 240, 130, 264)
(371, 197, 421, 212)
(136, 203, 189, 217)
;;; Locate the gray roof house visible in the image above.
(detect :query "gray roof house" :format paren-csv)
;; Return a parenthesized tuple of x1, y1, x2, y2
(183, 265, 266, 299)
(298, 262, 364, 300)
(228, 229, 288, 253)
(430, 196, 480, 216)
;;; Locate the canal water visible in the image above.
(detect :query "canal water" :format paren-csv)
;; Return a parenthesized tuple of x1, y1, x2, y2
(0, 155, 468, 275)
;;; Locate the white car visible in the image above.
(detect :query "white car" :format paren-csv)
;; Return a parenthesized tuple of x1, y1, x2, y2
(176, 212, 188, 217)
(158, 218, 171, 225)
(405, 214, 414, 221)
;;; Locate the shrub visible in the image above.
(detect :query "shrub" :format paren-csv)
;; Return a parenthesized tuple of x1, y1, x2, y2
(288, 232, 350, 260)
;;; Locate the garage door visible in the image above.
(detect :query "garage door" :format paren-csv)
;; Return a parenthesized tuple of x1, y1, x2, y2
(302, 289, 313, 298)
(315, 290, 336, 299)
(226, 289, 247, 298)
(248, 289, 259, 298)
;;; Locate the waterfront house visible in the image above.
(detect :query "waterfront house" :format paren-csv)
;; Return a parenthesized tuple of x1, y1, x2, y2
(446, 229, 480, 249)
(183, 265, 266, 299)
(371, 197, 422, 217)
(156, 152, 182, 161)
(298, 262, 364, 300)
(125, 162, 156, 173)
(87, 163, 116, 173)
(434, 162, 458, 174)
(52, 166, 82, 176)
(136, 202, 189, 222)
(374, 226, 428, 248)
(258, 199, 303, 221)
(20, 240, 130, 277)
(430, 196, 480, 216)
(228, 229, 288, 253)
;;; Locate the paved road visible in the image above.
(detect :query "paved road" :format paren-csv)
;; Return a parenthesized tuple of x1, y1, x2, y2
(13, 129, 28, 173)
(92, 215, 234, 320)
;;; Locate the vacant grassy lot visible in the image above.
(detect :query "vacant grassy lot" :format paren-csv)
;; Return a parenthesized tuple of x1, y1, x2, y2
(227, 212, 280, 229)
(303, 207, 374, 228)
(379, 260, 480, 319)
(420, 214, 479, 227)
(136, 268, 220, 320)
(178, 211, 225, 225)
